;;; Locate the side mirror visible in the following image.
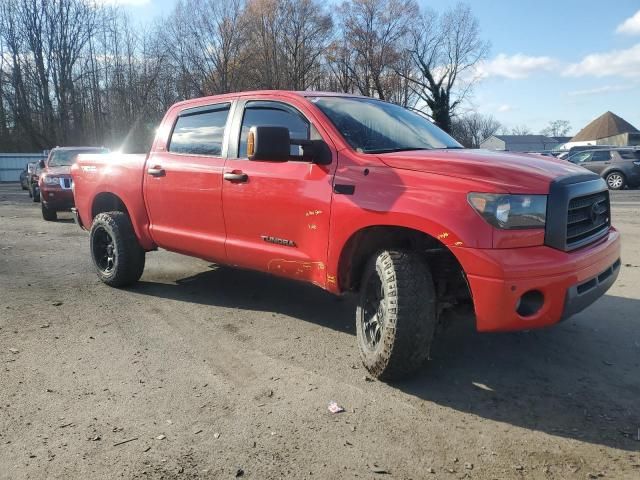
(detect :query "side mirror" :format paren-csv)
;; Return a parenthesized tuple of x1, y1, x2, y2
(248, 126, 290, 161)
(302, 140, 332, 165)
(38, 160, 45, 169)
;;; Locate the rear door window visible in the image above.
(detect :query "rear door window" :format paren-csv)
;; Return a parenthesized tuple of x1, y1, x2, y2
(169, 104, 231, 156)
(618, 150, 640, 160)
(591, 150, 611, 161)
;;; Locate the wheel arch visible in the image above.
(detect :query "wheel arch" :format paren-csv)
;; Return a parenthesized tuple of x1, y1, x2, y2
(336, 225, 471, 304)
(603, 168, 626, 178)
(91, 192, 129, 219)
(89, 191, 155, 251)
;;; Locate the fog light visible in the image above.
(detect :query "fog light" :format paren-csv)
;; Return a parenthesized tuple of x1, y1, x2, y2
(516, 290, 544, 317)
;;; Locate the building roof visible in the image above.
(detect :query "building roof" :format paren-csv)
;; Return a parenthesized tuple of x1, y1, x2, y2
(570, 111, 639, 142)
(493, 135, 557, 144)
(480, 135, 560, 152)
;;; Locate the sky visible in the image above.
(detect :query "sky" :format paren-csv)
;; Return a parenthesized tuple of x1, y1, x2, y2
(105, 0, 640, 136)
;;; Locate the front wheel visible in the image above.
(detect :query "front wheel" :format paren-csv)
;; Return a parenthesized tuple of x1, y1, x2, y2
(41, 203, 57, 221)
(90, 211, 145, 287)
(356, 250, 437, 380)
(605, 171, 625, 190)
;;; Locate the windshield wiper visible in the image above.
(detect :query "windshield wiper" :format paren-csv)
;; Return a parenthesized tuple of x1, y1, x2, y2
(364, 147, 432, 154)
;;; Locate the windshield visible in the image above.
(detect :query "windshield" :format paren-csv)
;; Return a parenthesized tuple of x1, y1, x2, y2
(310, 96, 462, 153)
(48, 148, 109, 167)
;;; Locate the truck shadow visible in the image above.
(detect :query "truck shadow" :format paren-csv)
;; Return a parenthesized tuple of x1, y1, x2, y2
(135, 264, 357, 334)
(397, 294, 640, 452)
(133, 267, 639, 452)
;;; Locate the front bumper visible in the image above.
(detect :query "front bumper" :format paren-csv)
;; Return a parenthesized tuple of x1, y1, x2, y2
(40, 188, 74, 210)
(452, 228, 621, 332)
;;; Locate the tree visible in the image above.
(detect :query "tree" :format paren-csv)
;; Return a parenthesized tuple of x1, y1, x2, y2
(279, 0, 333, 90)
(511, 125, 532, 135)
(451, 112, 501, 148)
(240, 0, 332, 90)
(337, 0, 418, 101)
(404, 3, 489, 133)
(0, 0, 491, 152)
(159, 0, 249, 96)
(540, 119, 571, 137)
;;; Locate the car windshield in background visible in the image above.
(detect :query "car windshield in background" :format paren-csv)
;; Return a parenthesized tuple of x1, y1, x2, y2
(310, 96, 462, 153)
(48, 148, 109, 167)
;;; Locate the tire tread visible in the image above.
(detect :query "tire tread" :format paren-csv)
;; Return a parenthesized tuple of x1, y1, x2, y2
(90, 211, 145, 287)
(357, 249, 437, 380)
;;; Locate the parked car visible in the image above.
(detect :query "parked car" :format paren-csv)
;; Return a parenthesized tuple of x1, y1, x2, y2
(19, 163, 32, 190)
(38, 146, 109, 221)
(523, 150, 555, 157)
(567, 147, 640, 190)
(560, 144, 616, 160)
(27, 161, 43, 201)
(71, 91, 621, 380)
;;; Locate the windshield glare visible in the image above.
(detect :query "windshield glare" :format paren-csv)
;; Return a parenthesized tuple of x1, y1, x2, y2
(48, 148, 109, 167)
(310, 96, 461, 153)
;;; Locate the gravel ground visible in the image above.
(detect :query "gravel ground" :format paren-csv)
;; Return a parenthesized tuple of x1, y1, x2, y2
(0, 183, 639, 479)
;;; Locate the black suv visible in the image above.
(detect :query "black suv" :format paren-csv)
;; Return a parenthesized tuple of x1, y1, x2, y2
(567, 147, 640, 190)
(19, 164, 32, 190)
(27, 161, 43, 201)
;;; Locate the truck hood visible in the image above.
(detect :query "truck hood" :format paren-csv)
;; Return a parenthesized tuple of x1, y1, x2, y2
(378, 149, 590, 193)
(45, 165, 72, 176)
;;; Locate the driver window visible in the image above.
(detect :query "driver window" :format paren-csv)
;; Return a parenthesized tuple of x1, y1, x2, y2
(238, 101, 309, 159)
(573, 152, 592, 163)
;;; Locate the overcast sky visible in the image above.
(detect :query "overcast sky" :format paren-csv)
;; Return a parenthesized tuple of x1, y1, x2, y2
(106, 0, 640, 135)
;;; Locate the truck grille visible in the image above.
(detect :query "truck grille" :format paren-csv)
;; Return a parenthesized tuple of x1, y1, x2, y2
(566, 191, 610, 249)
(545, 175, 611, 252)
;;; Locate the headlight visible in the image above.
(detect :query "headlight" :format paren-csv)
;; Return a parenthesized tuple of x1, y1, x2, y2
(43, 176, 59, 185)
(468, 193, 547, 229)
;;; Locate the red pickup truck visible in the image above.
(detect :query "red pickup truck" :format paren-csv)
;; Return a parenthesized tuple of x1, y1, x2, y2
(71, 91, 621, 380)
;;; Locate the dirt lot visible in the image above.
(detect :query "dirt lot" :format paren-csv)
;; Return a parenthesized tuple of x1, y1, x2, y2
(0, 183, 638, 480)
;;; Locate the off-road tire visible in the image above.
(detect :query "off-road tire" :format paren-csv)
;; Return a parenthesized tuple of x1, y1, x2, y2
(31, 185, 40, 202)
(90, 211, 145, 287)
(356, 249, 437, 380)
(41, 203, 57, 221)
(605, 171, 625, 190)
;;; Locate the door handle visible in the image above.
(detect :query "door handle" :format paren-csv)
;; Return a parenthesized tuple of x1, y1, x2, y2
(147, 166, 165, 177)
(224, 172, 248, 182)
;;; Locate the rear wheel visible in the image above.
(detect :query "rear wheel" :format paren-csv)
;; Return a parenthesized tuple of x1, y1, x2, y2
(605, 171, 625, 190)
(90, 211, 145, 287)
(41, 203, 57, 221)
(356, 250, 437, 380)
